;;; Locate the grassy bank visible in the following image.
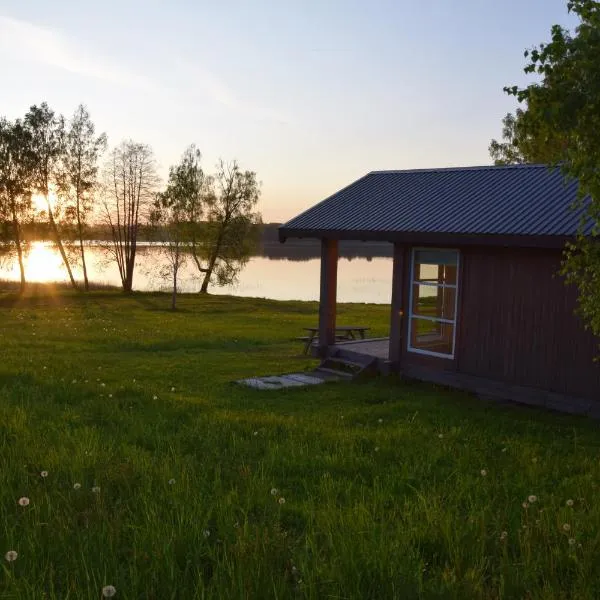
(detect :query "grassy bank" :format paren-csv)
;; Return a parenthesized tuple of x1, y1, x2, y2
(1, 289, 600, 599)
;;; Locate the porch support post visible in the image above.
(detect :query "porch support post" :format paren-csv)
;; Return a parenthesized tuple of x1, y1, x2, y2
(319, 238, 338, 355)
(388, 243, 405, 367)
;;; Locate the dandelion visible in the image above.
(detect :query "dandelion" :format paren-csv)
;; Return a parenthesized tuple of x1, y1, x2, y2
(270, 488, 279, 496)
(152, 395, 158, 400)
(171, 387, 176, 392)
(203, 529, 210, 538)
(233, 521, 240, 528)
(562, 523, 571, 532)
(43, 366, 47, 370)
(499, 531, 508, 541)
(522, 502, 529, 509)
(278, 497, 286, 504)
(568, 538, 576, 546)
(374, 447, 380, 452)
(101, 382, 106, 387)
(438, 433, 444, 439)
(253, 431, 258, 436)
(40, 471, 48, 478)
(168, 479, 175, 485)
(377, 418, 383, 424)
(566, 499, 574, 507)
(71, 379, 77, 384)
(528, 495, 537, 504)
(532, 457, 538, 464)
(480, 469, 487, 477)
(18, 497, 30, 507)
(501, 447, 507, 453)
(102, 585, 117, 597)
(92, 486, 101, 493)
(73, 483, 81, 490)
(132, 378, 136, 383)
(108, 394, 113, 398)
(4, 550, 17, 562)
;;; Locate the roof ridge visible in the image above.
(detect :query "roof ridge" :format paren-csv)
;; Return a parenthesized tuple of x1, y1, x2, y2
(369, 164, 549, 175)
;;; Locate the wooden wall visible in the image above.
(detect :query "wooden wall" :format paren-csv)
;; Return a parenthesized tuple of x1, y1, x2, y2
(455, 247, 600, 400)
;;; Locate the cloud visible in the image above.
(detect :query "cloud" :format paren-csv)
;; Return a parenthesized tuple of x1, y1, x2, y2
(176, 59, 291, 126)
(0, 15, 153, 89)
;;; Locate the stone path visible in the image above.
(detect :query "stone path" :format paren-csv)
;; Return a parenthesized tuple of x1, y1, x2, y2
(237, 372, 326, 390)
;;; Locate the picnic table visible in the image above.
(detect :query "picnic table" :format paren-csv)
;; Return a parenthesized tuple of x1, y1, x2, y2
(296, 326, 370, 355)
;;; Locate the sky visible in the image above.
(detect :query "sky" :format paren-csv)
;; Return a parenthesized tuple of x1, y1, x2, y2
(0, 0, 579, 222)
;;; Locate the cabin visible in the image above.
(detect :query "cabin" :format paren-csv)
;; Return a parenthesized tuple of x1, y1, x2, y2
(278, 164, 600, 416)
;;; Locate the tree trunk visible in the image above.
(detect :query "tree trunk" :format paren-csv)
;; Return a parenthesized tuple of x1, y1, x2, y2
(171, 267, 177, 310)
(199, 252, 217, 293)
(11, 205, 26, 294)
(46, 198, 78, 290)
(76, 200, 89, 291)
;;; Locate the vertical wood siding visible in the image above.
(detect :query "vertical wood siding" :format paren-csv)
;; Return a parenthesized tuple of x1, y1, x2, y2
(457, 247, 600, 400)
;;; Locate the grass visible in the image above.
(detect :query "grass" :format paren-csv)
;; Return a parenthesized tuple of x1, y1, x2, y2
(1, 287, 600, 599)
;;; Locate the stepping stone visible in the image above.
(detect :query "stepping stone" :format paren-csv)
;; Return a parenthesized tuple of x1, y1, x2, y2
(237, 373, 325, 389)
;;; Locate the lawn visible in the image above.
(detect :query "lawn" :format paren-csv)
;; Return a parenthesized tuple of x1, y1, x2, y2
(1, 287, 600, 599)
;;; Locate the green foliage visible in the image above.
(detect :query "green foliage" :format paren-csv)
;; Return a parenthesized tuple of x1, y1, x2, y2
(2, 290, 600, 598)
(197, 159, 262, 292)
(504, 0, 600, 338)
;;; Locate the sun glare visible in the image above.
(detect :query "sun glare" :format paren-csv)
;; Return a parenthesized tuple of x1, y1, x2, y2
(32, 192, 58, 213)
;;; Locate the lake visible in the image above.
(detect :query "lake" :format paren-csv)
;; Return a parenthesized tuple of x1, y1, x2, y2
(0, 242, 394, 304)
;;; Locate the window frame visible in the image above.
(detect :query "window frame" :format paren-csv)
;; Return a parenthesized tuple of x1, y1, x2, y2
(407, 247, 460, 359)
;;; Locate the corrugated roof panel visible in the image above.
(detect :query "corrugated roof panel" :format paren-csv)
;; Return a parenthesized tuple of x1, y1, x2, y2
(280, 164, 592, 240)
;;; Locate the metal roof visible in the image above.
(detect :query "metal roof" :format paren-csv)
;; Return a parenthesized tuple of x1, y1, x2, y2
(279, 164, 592, 247)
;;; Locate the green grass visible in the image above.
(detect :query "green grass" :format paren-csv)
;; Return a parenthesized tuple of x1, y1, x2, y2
(1, 288, 600, 599)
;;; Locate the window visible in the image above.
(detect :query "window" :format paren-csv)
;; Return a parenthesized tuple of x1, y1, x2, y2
(407, 248, 459, 358)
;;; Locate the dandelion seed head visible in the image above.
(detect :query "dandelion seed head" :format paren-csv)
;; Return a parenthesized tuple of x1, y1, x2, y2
(71, 379, 76, 384)
(568, 538, 576, 546)
(278, 497, 286, 504)
(171, 387, 176, 392)
(40, 471, 48, 478)
(102, 585, 117, 597)
(531, 457, 538, 463)
(566, 499, 574, 507)
(168, 479, 175, 485)
(4, 550, 18, 562)
(73, 483, 81, 490)
(499, 531, 508, 541)
(253, 431, 258, 436)
(438, 434, 444, 439)
(522, 502, 529, 509)
(152, 395, 158, 400)
(270, 488, 278, 496)
(100, 382, 105, 387)
(563, 523, 571, 532)
(374, 447, 380, 452)
(501, 447, 507, 452)
(18, 497, 30, 507)
(528, 495, 537, 503)
(92, 486, 101, 493)
(480, 469, 487, 477)
(108, 394, 113, 398)
(203, 529, 210, 538)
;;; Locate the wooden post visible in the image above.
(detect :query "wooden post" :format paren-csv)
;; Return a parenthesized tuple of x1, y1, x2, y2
(388, 243, 405, 367)
(319, 238, 338, 355)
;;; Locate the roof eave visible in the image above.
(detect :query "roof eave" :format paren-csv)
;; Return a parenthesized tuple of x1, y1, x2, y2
(278, 227, 572, 249)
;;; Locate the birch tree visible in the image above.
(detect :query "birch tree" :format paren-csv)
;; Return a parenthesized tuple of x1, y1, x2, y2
(103, 140, 158, 292)
(24, 103, 78, 289)
(193, 160, 261, 293)
(59, 105, 107, 291)
(0, 118, 34, 293)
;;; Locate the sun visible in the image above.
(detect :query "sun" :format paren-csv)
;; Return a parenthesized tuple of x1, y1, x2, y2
(31, 191, 58, 213)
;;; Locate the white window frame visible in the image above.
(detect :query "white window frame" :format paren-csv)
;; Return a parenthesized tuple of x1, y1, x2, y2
(407, 247, 460, 359)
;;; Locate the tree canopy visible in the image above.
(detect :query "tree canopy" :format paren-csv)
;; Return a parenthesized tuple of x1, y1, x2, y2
(501, 0, 600, 337)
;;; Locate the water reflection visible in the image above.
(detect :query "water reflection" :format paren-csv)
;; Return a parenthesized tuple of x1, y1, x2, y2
(0, 241, 393, 304)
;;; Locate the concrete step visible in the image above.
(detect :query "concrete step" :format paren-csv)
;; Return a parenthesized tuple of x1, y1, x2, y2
(315, 367, 354, 379)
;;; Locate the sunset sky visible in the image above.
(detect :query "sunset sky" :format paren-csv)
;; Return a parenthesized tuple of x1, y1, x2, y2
(0, 0, 578, 222)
